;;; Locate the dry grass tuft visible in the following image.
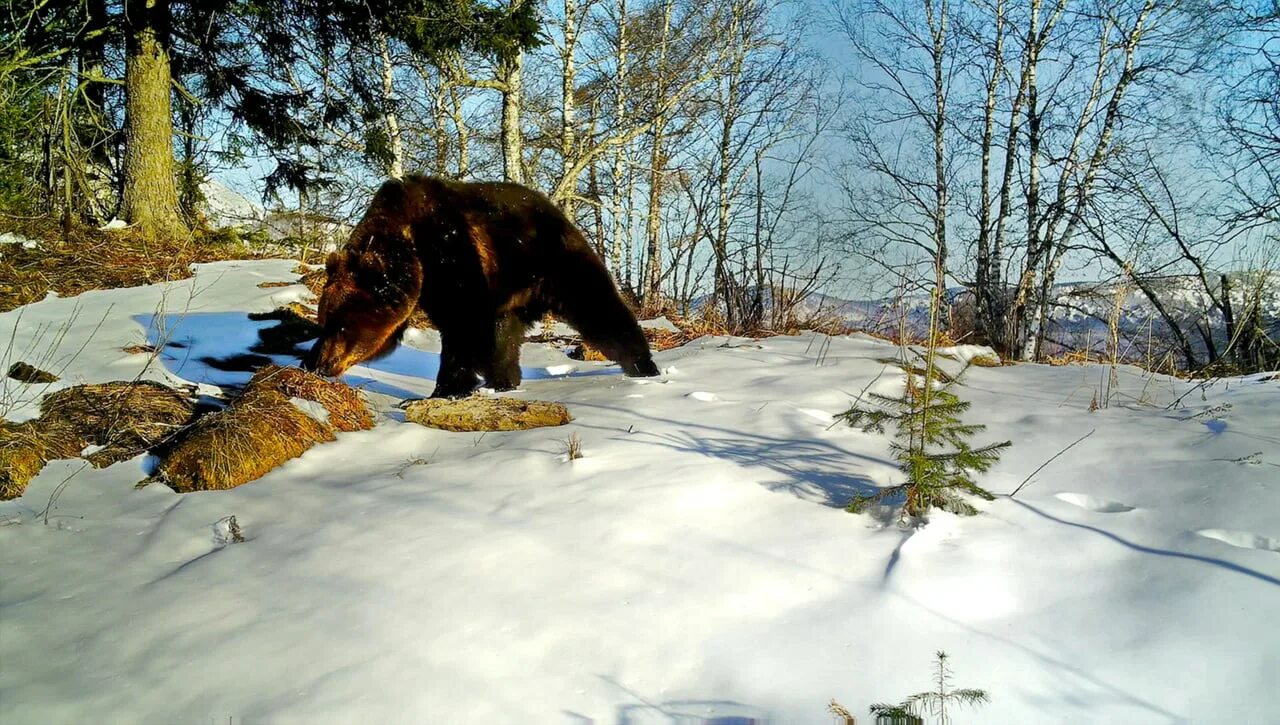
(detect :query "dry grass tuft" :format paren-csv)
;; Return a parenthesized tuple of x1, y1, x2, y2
(298, 265, 327, 298)
(0, 380, 199, 498)
(257, 281, 294, 288)
(1046, 349, 1097, 367)
(404, 396, 572, 432)
(152, 365, 372, 493)
(562, 432, 583, 460)
(0, 222, 259, 313)
(7, 362, 58, 383)
(153, 387, 335, 493)
(568, 342, 610, 362)
(252, 365, 373, 432)
(969, 353, 1003, 367)
(40, 380, 198, 467)
(122, 344, 157, 355)
(0, 420, 84, 500)
(642, 327, 688, 352)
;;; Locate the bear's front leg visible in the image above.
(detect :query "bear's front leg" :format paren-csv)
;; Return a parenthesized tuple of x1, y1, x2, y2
(432, 331, 483, 398)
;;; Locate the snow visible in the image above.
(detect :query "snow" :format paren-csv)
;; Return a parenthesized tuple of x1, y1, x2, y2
(639, 316, 681, 333)
(1, 260, 1278, 723)
(0, 232, 38, 249)
(200, 179, 264, 228)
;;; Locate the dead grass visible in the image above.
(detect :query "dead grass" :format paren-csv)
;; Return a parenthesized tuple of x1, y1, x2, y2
(7, 362, 58, 383)
(568, 343, 610, 362)
(0, 379, 196, 498)
(40, 380, 198, 467)
(297, 264, 326, 298)
(152, 365, 372, 493)
(252, 365, 373, 432)
(562, 432, 583, 460)
(0, 420, 83, 500)
(404, 397, 572, 432)
(122, 344, 157, 355)
(1045, 349, 1098, 367)
(0, 221, 260, 313)
(642, 327, 690, 352)
(153, 386, 335, 493)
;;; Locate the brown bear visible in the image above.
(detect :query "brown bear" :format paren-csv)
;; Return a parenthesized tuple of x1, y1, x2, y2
(303, 175, 660, 398)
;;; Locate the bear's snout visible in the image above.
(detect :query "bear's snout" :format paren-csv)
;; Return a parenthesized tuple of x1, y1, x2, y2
(302, 337, 351, 377)
(300, 340, 324, 374)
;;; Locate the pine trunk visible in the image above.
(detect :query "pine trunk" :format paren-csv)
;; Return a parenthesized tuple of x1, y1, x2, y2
(122, 0, 187, 239)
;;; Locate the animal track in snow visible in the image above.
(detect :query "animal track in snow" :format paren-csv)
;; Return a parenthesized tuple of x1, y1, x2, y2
(687, 391, 719, 402)
(1054, 492, 1135, 513)
(1196, 529, 1280, 553)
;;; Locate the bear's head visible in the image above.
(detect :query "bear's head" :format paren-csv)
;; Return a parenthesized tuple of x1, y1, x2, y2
(304, 233, 423, 377)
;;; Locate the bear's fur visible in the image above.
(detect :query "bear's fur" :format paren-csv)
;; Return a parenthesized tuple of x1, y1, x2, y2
(304, 175, 659, 397)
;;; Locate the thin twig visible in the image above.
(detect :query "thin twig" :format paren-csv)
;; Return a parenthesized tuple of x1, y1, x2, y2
(1008, 429, 1096, 498)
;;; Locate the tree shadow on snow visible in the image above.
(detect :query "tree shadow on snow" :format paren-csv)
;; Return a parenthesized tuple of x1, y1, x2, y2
(1008, 498, 1280, 588)
(571, 402, 892, 509)
(584, 675, 770, 725)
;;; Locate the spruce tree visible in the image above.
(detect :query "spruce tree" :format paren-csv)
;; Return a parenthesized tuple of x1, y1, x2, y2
(839, 353, 1009, 517)
(839, 261, 1009, 519)
(870, 651, 989, 725)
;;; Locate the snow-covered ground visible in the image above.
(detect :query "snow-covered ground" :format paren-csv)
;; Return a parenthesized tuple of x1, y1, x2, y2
(1, 260, 1277, 723)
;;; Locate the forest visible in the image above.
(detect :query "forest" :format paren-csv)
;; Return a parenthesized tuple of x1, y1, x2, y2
(3, 0, 1278, 372)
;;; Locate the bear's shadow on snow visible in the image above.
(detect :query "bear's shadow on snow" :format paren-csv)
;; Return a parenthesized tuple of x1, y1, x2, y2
(137, 311, 622, 400)
(574, 403, 890, 510)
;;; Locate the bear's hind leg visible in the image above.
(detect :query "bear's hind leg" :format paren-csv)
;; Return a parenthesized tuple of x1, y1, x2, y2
(483, 314, 525, 391)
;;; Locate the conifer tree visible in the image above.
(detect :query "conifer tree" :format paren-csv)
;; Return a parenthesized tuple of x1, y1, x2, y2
(869, 651, 989, 725)
(838, 259, 1009, 518)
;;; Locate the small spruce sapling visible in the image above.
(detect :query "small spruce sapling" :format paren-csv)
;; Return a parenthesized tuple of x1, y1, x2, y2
(838, 352, 1010, 518)
(840, 247, 1008, 518)
(870, 651, 989, 725)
